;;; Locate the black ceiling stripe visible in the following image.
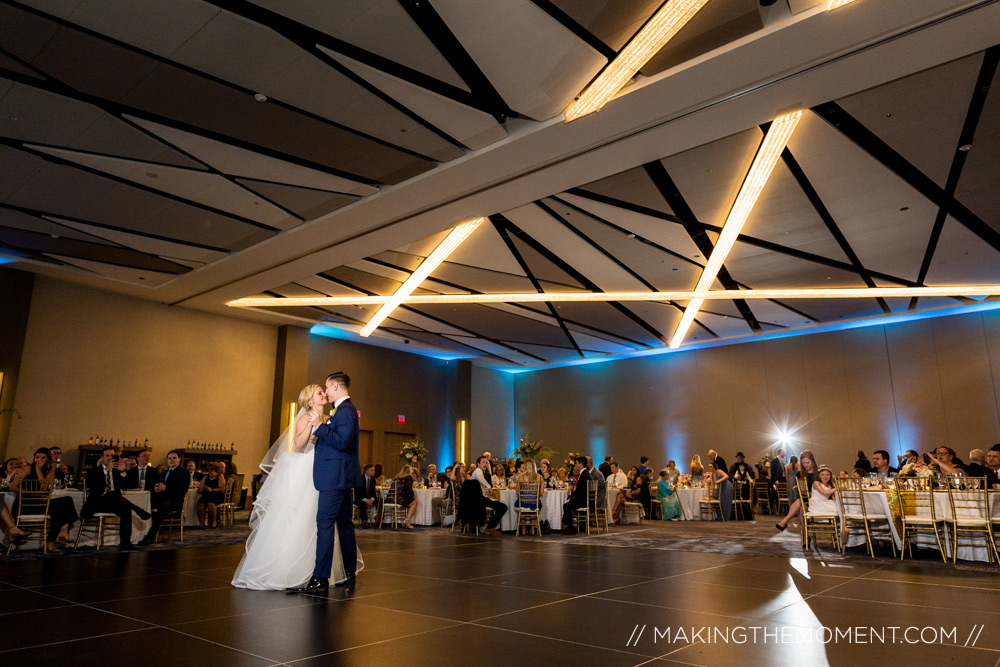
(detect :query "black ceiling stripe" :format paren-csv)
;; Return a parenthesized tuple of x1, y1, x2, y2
(551, 194, 704, 269)
(781, 148, 891, 314)
(813, 100, 1000, 255)
(910, 46, 1000, 309)
(3, 139, 283, 233)
(0, 230, 189, 274)
(4, 4, 442, 165)
(0, 203, 231, 254)
(316, 271, 544, 364)
(0, 241, 64, 265)
(643, 161, 762, 331)
(0, 65, 382, 188)
(202, 0, 484, 112)
(566, 187, 923, 287)
(394, 0, 514, 121)
(493, 213, 666, 345)
(491, 216, 585, 358)
(527, 0, 617, 60)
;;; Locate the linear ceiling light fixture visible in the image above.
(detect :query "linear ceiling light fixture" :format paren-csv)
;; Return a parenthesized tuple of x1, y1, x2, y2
(827, 0, 858, 10)
(358, 217, 485, 337)
(669, 110, 802, 348)
(564, 0, 713, 122)
(228, 285, 1000, 308)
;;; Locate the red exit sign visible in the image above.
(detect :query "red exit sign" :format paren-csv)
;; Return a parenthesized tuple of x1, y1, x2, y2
(398, 415, 405, 423)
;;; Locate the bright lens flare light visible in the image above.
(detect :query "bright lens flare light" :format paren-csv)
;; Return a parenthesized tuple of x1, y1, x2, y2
(669, 110, 802, 348)
(565, 0, 712, 122)
(359, 217, 485, 337)
(827, 0, 857, 9)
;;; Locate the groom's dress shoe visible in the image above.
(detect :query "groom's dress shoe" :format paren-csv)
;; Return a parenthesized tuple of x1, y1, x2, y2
(287, 577, 329, 593)
(334, 573, 356, 587)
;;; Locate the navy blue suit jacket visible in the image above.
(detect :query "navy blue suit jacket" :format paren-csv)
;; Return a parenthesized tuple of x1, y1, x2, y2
(312, 399, 362, 491)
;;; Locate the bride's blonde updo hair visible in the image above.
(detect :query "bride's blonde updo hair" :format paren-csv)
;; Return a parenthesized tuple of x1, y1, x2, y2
(298, 384, 322, 411)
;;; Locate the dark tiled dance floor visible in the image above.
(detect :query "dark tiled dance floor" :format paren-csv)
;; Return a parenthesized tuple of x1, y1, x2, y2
(2, 527, 998, 667)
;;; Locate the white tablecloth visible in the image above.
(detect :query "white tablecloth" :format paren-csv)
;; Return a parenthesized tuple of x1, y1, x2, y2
(3, 488, 151, 547)
(677, 488, 707, 520)
(183, 488, 201, 526)
(489, 488, 568, 531)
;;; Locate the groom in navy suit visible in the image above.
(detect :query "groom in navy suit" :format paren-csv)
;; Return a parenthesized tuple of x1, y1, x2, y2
(288, 371, 362, 592)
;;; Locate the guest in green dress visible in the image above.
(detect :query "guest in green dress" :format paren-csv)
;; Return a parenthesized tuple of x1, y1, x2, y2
(658, 470, 682, 520)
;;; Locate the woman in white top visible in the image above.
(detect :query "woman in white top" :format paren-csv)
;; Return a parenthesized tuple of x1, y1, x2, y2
(232, 384, 363, 589)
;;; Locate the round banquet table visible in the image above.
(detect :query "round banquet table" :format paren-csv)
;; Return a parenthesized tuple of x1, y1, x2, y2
(3, 488, 151, 547)
(182, 487, 201, 527)
(379, 486, 446, 525)
(676, 487, 707, 520)
(491, 488, 568, 532)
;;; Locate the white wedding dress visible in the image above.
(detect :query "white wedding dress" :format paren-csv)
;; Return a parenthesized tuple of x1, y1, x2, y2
(232, 424, 363, 589)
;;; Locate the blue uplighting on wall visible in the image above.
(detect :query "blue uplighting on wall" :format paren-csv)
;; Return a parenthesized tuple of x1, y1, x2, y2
(500, 299, 1000, 374)
(0, 257, 17, 265)
(309, 324, 469, 361)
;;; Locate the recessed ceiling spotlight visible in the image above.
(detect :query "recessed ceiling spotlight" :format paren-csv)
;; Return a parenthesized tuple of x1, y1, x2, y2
(626, 233, 636, 239)
(885, 113, 892, 118)
(50, 234, 60, 239)
(254, 93, 268, 103)
(959, 144, 972, 152)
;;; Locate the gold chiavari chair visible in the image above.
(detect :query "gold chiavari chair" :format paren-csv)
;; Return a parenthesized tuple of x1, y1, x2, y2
(74, 484, 121, 551)
(733, 481, 754, 520)
(515, 482, 542, 536)
(943, 475, 998, 564)
(699, 483, 722, 521)
(797, 476, 839, 551)
(776, 482, 790, 515)
(589, 485, 609, 534)
(379, 483, 404, 529)
(835, 477, 896, 558)
(647, 483, 661, 520)
(753, 478, 771, 514)
(894, 476, 945, 562)
(217, 474, 241, 528)
(155, 490, 188, 543)
(8, 479, 51, 554)
(572, 480, 597, 535)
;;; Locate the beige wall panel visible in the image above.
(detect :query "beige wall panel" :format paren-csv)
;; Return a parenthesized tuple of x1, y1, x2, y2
(693, 346, 737, 458)
(883, 319, 948, 453)
(654, 352, 703, 470)
(931, 314, 1000, 452)
(727, 342, 777, 462)
(983, 310, 1000, 433)
(761, 336, 815, 456)
(837, 327, 900, 462)
(471, 365, 514, 460)
(798, 332, 855, 470)
(8, 278, 276, 472)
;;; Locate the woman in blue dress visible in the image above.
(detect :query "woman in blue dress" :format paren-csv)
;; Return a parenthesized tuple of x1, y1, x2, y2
(706, 462, 733, 521)
(657, 469, 682, 520)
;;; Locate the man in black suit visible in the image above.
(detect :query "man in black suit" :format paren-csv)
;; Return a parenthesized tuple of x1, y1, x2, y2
(599, 455, 613, 480)
(139, 449, 190, 545)
(81, 446, 150, 551)
(708, 450, 728, 477)
(871, 450, 899, 481)
(964, 449, 998, 488)
(471, 455, 506, 535)
(728, 452, 755, 479)
(125, 449, 157, 491)
(355, 463, 378, 527)
(561, 457, 592, 535)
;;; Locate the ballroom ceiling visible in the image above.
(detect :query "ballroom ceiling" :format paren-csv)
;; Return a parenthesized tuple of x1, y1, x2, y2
(2, 0, 999, 368)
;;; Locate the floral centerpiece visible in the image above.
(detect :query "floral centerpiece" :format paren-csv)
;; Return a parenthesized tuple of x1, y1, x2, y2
(511, 434, 555, 463)
(898, 458, 936, 479)
(563, 451, 583, 472)
(757, 454, 772, 474)
(398, 436, 428, 466)
(677, 474, 692, 488)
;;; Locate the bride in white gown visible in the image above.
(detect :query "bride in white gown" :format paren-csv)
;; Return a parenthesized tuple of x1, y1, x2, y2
(232, 384, 363, 589)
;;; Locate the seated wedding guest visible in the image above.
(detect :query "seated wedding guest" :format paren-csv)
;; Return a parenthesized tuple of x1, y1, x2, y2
(126, 449, 157, 491)
(471, 456, 506, 535)
(708, 449, 728, 477)
(224, 460, 238, 476)
(12, 447, 80, 551)
(851, 467, 866, 478)
(658, 469, 682, 520)
(586, 457, 607, 510)
(731, 461, 753, 484)
(897, 449, 919, 467)
(80, 446, 149, 551)
(627, 466, 639, 483)
(806, 466, 843, 543)
(49, 447, 75, 483)
(516, 459, 543, 485)
(394, 465, 418, 529)
(431, 465, 455, 525)
(964, 449, 997, 487)
(987, 449, 1000, 487)
(607, 461, 628, 489)
(2, 457, 20, 489)
(689, 455, 704, 484)
(705, 462, 733, 521)
(355, 464, 378, 527)
(492, 463, 507, 488)
(196, 463, 226, 528)
(599, 455, 613, 480)
(612, 467, 649, 524)
(1, 501, 31, 543)
(775, 449, 818, 532)
(839, 470, 850, 479)
(870, 450, 898, 481)
(124, 457, 137, 473)
(928, 446, 963, 475)
(506, 458, 518, 479)
(139, 450, 190, 545)
(561, 457, 592, 535)
(637, 456, 650, 476)
(373, 463, 385, 484)
(425, 464, 439, 486)
(728, 452, 755, 479)
(556, 468, 568, 485)
(539, 460, 557, 488)
(854, 450, 872, 471)
(185, 459, 203, 484)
